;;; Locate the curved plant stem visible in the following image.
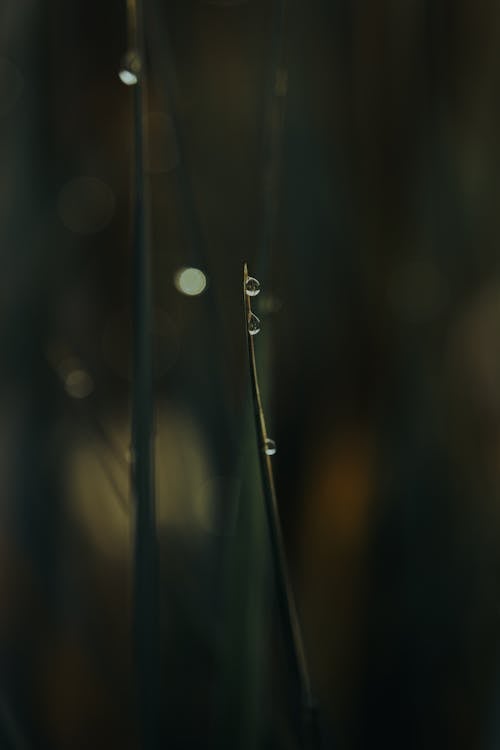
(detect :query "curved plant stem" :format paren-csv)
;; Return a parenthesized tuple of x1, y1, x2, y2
(243, 263, 321, 749)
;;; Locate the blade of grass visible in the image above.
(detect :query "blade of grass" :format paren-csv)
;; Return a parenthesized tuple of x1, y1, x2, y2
(243, 263, 321, 749)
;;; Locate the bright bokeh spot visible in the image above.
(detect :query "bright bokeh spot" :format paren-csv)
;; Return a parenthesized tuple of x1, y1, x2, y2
(65, 369, 94, 399)
(118, 51, 140, 86)
(118, 69, 138, 86)
(174, 267, 207, 296)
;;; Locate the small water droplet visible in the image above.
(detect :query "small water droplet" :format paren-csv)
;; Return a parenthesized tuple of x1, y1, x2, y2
(245, 276, 261, 297)
(118, 50, 141, 86)
(248, 312, 261, 336)
(264, 439, 276, 456)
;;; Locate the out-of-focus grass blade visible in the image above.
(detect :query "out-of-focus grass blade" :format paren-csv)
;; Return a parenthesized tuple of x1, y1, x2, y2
(126, 1, 161, 748)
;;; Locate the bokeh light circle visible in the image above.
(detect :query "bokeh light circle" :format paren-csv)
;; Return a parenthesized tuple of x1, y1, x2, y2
(174, 267, 207, 296)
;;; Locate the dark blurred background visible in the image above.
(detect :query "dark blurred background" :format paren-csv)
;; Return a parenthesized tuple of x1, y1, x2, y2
(2, 0, 500, 748)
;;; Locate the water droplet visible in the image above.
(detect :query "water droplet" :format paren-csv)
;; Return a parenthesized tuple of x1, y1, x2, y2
(245, 276, 261, 297)
(118, 51, 141, 86)
(264, 439, 276, 456)
(248, 312, 261, 336)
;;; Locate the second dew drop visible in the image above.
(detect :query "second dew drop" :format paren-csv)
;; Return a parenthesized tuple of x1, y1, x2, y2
(264, 439, 276, 456)
(248, 312, 261, 336)
(245, 276, 261, 297)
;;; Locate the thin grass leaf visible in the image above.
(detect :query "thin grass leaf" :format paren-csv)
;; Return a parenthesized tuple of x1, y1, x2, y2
(243, 263, 322, 749)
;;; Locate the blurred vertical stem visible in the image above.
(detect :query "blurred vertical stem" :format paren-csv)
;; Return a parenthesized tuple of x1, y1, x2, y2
(127, 0, 161, 748)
